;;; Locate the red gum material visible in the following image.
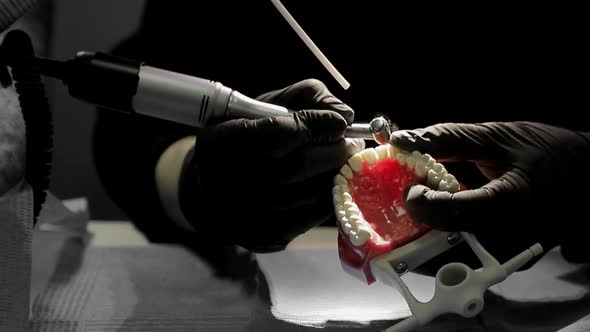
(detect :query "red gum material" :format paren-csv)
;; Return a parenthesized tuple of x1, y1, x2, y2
(338, 158, 431, 284)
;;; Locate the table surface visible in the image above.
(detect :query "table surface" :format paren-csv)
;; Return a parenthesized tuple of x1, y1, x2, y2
(32, 222, 369, 332)
(87, 221, 339, 248)
(31, 221, 590, 332)
(87, 221, 151, 246)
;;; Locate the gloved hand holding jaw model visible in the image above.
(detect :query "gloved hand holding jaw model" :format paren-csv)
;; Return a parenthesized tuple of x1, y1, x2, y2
(155, 79, 363, 253)
(389, 122, 590, 264)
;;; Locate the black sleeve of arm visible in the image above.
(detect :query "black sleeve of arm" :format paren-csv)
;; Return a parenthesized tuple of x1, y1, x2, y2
(91, 33, 197, 243)
(92, 109, 196, 243)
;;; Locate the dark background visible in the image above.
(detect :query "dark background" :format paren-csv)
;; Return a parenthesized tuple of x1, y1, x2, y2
(26, 0, 588, 220)
(47, 0, 145, 220)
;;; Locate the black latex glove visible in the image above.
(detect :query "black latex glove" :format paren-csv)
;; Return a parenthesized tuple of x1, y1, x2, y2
(390, 122, 590, 262)
(179, 79, 359, 253)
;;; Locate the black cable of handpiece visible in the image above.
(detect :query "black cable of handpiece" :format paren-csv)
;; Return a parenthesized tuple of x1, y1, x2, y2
(0, 29, 53, 225)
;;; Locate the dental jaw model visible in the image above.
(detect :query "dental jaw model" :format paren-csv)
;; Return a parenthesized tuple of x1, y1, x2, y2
(333, 145, 544, 332)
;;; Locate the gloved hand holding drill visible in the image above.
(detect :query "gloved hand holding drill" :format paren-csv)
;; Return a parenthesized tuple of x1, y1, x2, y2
(176, 79, 362, 252)
(390, 122, 590, 263)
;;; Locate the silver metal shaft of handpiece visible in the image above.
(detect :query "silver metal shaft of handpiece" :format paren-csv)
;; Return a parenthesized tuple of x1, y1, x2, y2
(37, 50, 398, 145)
(227, 92, 395, 144)
(344, 116, 395, 144)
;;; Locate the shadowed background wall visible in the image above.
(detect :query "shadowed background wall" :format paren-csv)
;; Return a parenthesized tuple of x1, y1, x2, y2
(48, 0, 145, 219)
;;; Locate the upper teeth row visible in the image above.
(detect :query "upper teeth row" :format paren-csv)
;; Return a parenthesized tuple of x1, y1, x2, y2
(333, 145, 461, 247)
(396, 150, 460, 192)
(345, 144, 398, 175)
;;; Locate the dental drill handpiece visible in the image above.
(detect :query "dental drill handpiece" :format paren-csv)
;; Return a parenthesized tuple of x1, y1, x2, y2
(34, 51, 389, 141)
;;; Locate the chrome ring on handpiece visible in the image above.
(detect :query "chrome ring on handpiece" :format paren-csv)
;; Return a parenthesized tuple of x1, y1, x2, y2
(344, 116, 396, 144)
(369, 116, 393, 145)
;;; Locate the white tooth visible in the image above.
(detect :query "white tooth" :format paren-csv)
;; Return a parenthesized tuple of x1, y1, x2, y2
(438, 180, 451, 192)
(334, 174, 348, 186)
(350, 226, 372, 246)
(335, 203, 345, 213)
(345, 138, 366, 156)
(422, 154, 436, 167)
(350, 217, 364, 228)
(348, 214, 361, 225)
(375, 145, 390, 159)
(415, 155, 426, 165)
(357, 225, 373, 238)
(443, 173, 457, 183)
(340, 164, 353, 180)
(349, 214, 371, 231)
(351, 219, 366, 231)
(415, 163, 429, 178)
(342, 192, 353, 202)
(332, 185, 343, 196)
(406, 151, 422, 168)
(431, 162, 445, 174)
(396, 153, 407, 165)
(343, 201, 357, 210)
(414, 156, 431, 178)
(336, 210, 347, 220)
(448, 181, 460, 193)
(343, 201, 359, 217)
(406, 155, 417, 169)
(439, 168, 448, 178)
(332, 186, 352, 205)
(387, 144, 399, 159)
(360, 148, 379, 165)
(348, 153, 365, 172)
(333, 196, 343, 205)
(438, 174, 459, 192)
(346, 209, 360, 219)
(342, 222, 353, 232)
(427, 169, 443, 188)
(442, 175, 460, 193)
(333, 191, 352, 205)
(340, 217, 353, 229)
(350, 235, 362, 245)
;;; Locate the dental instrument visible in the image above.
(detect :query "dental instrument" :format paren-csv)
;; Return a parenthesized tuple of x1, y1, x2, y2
(270, 0, 350, 90)
(29, 51, 385, 141)
(345, 116, 397, 145)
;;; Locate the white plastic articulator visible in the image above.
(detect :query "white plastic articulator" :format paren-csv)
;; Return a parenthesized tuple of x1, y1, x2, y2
(370, 231, 543, 332)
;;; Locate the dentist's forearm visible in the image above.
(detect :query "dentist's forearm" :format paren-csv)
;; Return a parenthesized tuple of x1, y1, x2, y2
(154, 136, 197, 232)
